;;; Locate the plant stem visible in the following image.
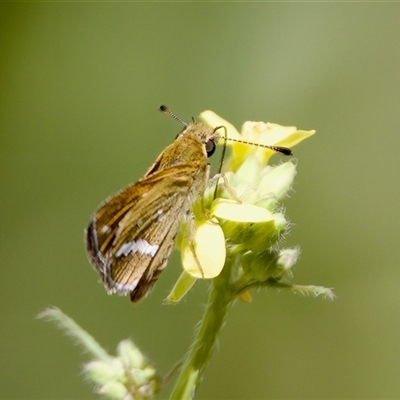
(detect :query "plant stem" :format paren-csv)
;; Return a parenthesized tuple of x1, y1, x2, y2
(38, 307, 112, 363)
(168, 259, 234, 400)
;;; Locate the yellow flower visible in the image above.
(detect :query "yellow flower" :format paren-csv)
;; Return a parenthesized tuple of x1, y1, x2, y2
(200, 110, 315, 171)
(167, 111, 315, 304)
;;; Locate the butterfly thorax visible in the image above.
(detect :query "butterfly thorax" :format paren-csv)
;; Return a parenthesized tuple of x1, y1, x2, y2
(144, 122, 216, 176)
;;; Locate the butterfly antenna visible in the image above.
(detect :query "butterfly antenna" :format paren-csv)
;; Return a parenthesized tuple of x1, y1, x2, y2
(159, 105, 188, 128)
(222, 136, 293, 156)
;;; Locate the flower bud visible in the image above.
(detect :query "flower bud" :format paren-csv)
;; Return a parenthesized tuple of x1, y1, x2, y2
(274, 247, 300, 278)
(97, 382, 129, 400)
(117, 339, 145, 369)
(258, 161, 297, 202)
(84, 359, 125, 386)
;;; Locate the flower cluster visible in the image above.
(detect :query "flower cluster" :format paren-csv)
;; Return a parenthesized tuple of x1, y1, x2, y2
(168, 111, 317, 303)
(39, 308, 160, 400)
(85, 339, 159, 400)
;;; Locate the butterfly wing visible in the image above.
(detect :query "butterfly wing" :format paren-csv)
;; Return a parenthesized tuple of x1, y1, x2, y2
(86, 165, 198, 302)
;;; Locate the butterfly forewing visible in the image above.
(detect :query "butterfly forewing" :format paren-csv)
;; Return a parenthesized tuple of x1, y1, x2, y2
(85, 124, 215, 302)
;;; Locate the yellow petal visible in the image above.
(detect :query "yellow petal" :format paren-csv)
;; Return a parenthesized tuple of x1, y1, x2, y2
(241, 121, 315, 148)
(199, 110, 242, 141)
(241, 121, 298, 144)
(212, 199, 274, 223)
(227, 125, 315, 170)
(270, 129, 316, 149)
(181, 219, 226, 279)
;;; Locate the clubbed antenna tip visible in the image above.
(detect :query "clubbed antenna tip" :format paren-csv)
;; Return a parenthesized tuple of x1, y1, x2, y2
(159, 105, 188, 128)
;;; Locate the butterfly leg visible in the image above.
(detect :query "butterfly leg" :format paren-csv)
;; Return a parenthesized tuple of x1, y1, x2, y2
(211, 173, 242, 203)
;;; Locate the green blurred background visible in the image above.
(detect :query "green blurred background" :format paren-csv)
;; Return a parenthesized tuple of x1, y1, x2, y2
(1, 3, 399, 399)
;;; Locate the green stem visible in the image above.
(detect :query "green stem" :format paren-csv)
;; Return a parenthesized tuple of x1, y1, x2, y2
(168, 259, 234, 400)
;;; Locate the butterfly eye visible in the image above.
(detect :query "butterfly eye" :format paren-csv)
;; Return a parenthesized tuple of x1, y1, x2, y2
(205, 139, 216, 157)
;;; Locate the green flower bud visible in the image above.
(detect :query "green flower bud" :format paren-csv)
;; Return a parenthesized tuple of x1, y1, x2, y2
(258, 161, 297, 203)
(275, 247, 300, 278)
(240, 250, 278, 282)
(116, 339, 146, 369)
(84, 359, 125, 386)
(131, 368, 157, 388)
(234, 155, 263, 188)
(240, 247, 300, 285)
(97, 382, 129, 400)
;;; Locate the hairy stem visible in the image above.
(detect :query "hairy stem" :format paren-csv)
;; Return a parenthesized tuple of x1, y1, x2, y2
(168, 258, 234, 399)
